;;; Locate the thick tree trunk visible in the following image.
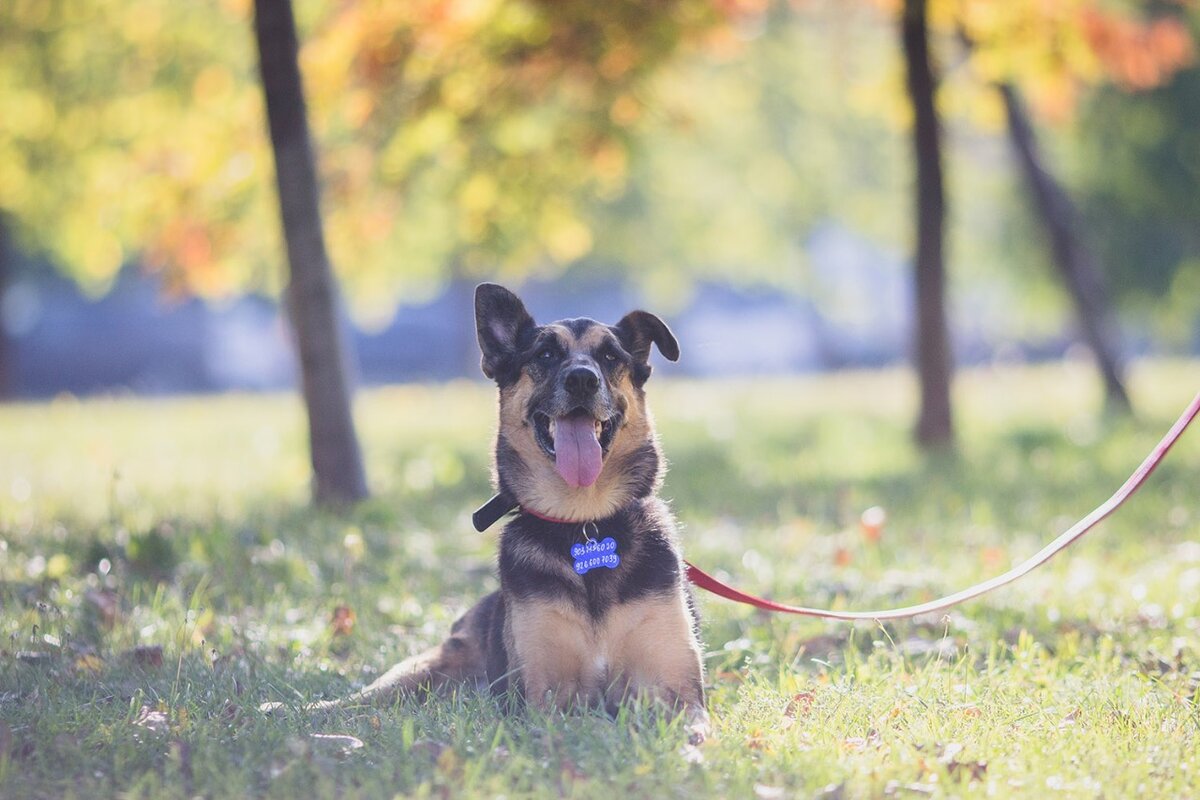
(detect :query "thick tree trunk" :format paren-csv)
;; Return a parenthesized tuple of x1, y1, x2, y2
(253, 0, 369, 504)
(0, 217, 11, 400)
(999, 83, 1131, 413)
(902, 0, 954, 447)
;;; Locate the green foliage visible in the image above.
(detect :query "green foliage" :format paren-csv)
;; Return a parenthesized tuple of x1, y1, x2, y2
(587, 2, 910, 298)
(0, 0, 722, 319)
(3, 364, 1200, 797)
(1073, 19, 1200, 340)
(0, 0, 274, 294)
(2, 0, 1196, 335)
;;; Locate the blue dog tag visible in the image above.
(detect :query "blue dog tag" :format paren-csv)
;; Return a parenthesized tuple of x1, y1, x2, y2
(571, 537, 620, 575)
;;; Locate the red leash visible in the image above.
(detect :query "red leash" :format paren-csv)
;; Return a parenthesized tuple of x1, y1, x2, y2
(496, 391, 1200, 622)
(685, 391, 1200, 621)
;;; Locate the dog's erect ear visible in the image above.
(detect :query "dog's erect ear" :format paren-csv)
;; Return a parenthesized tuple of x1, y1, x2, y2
(614, 310, 679, 383)
(475, 283, 536, 380)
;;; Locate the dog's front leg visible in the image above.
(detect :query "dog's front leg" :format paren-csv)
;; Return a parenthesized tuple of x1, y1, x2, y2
(606, 594, 710, 743)
(506, 600, 598, 711)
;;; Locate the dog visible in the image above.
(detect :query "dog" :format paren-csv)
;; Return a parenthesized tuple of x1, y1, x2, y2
(264, 283, 708, 740)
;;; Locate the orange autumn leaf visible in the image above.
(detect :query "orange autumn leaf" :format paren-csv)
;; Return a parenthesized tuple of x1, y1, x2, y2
(331, 605, 357, 637)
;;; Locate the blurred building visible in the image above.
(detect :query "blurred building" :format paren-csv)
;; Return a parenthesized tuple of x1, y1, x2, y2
(0, 230, 1153, 399)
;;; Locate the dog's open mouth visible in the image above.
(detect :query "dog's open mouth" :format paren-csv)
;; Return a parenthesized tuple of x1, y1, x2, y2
(533, 410, 619, 488)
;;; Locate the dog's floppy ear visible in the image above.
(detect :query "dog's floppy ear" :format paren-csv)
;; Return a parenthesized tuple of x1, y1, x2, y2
(475, 283, 536, 381)
(614, 310, 679, 384)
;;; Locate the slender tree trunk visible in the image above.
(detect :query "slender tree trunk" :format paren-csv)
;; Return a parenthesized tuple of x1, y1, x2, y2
(253, 0, 369, 504)
(0, 217, 11, 400)
(902, 0, 954, 447)
(998, 83, 1131, 413)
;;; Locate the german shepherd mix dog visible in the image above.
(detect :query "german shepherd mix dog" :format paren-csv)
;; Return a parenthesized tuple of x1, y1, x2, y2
(264, 283, 708, 741)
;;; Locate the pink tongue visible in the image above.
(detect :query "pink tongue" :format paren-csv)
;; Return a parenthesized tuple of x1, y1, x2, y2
(554, 415, 603, 488)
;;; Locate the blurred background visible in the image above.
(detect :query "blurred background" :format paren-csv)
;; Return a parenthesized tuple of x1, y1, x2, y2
(2, 0, 1198, 498)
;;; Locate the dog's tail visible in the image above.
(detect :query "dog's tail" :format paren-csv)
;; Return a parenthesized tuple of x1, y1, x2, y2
(260, 593, 499, 715)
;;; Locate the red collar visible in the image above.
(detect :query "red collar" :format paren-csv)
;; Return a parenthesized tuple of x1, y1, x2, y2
(520, 506, 587, 525)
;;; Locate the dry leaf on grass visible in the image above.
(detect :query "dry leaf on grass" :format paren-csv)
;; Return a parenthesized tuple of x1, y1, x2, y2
(784, 691, 815, 718)
(884, 780, 935, 796)
(815, 784, 846, 800)
(938, 741, 988, 781)
(780, 690, 816, 730)
(132, 705, 169, 735)
(85, 589, 120, 628)
(74, 654, 104, 674)
(125, 645, 164, 669)
(1058, 708, 1080, 729)
(841, 728, 882, 752)
(309, 733, 364, 758)
(331, 606, 356, 637)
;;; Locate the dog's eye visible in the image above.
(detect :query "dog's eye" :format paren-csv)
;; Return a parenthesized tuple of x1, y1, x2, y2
(603, 352, 617, 363)
(537, 348, 556, 361)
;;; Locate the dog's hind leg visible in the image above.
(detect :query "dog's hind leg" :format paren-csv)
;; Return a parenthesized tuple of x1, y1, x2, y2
(261, 591, 502, 714)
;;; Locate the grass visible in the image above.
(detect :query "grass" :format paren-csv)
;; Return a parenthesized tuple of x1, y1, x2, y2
(2, 360, 1199, 799)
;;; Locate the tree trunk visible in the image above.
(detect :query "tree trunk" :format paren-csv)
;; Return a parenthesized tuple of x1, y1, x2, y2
(253, 0, 369, 504)
(998, 83, 1131, 413)
(0, 217, 11, 400)
(902, 0, 954, 447)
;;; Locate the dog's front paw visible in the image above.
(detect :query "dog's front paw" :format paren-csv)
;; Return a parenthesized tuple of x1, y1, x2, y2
(685, 706, 711, 747)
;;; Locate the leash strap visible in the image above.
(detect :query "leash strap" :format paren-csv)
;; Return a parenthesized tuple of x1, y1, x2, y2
(473, 391, 1200, 621)
(685, 391, 1200, 621)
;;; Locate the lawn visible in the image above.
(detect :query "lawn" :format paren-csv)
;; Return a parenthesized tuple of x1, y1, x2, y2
(2, 361, 1199, 799)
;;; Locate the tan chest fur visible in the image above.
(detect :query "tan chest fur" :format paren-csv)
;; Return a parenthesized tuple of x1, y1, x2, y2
(504, 589, 704, 711)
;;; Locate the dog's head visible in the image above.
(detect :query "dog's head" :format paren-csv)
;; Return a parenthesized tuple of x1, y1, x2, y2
(475, 283, 679, 521)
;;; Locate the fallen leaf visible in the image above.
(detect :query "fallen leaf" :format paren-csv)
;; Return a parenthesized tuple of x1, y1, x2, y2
(939, 742, 964, 762)
(310, 733, 364, 758)
(860, 506, 886, 543)
(331, 606, 356, 637)
(884, 781, 935, 796)
(127, 645, 164, 669)
(1058, 708, 1080, 729)
(15, 651, 54, 667)
(841, 728, 882, 752)
(132, 705, 169, 735)
(815, 784, 846, 800)
(950, 758, 988, 782)
(220, 700, 244, 727)
(74, 654, 104, 674)
(85, 589, 120, 628)
(745, 728, 770, 750)
(938, 741, 987, 781)
(981, 547, 1006, 569)
(436, 746, 460, 777)
(784, 691, 816, 718)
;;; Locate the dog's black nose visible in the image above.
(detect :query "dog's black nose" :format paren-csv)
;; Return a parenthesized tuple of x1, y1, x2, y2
(565, 365, 600, 397)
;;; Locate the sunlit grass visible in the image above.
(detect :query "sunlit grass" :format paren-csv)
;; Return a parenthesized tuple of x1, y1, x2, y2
(2, 360, 1199, 798)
